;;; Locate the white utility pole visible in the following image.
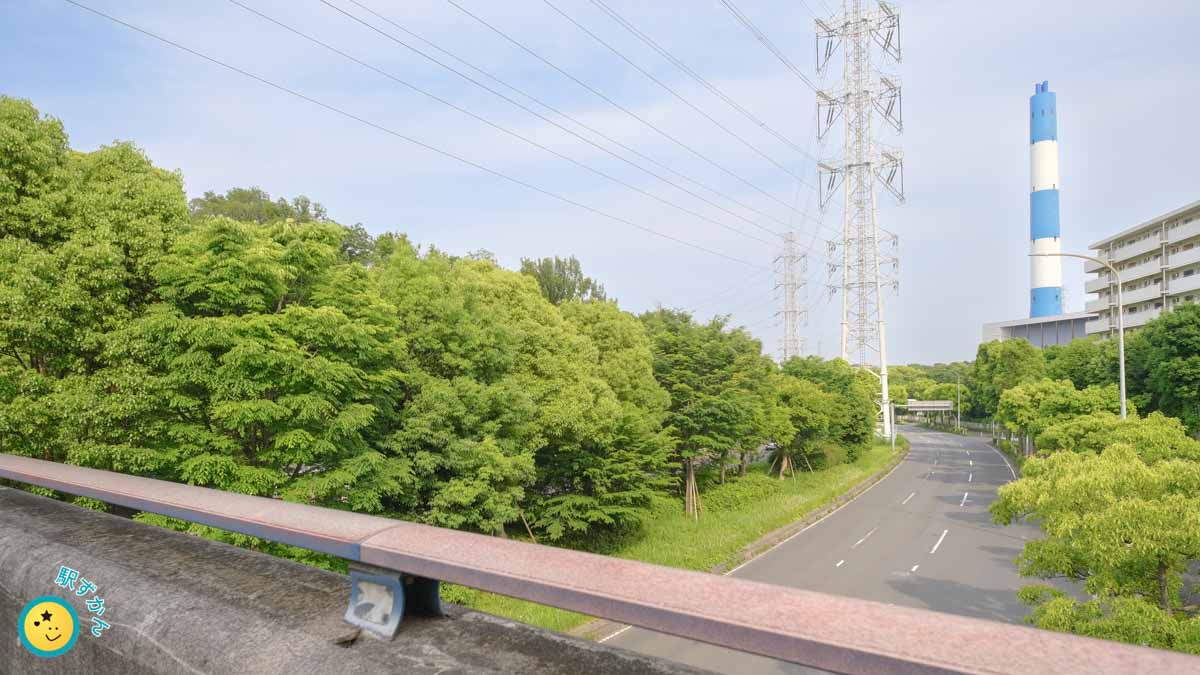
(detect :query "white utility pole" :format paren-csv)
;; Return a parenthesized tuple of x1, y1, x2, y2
(956, 372, 962, 430)
(815, 1, 904, 439)
(777, 231, 807, 361)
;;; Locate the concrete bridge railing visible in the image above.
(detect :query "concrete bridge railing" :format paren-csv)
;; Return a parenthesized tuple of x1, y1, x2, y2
(2, 453, 1197, 675)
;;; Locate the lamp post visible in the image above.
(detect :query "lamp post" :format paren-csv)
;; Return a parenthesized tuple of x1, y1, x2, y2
(955, 372, 961, 430)
(1030, 252, 1126, 419)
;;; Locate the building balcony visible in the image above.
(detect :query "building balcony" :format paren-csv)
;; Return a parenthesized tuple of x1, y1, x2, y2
(1084, 256, 1106, 273)
(1085, 297, 1111, 313)
(1086, 316, 1110, 334)
(1115, 257, 1165, 284)
(1107, 234, 1164, 264)
(1167, 218, 1200, 245)
(1085, 275, 1112, 293)
(1119, 283, 1165, 306)
(1169, 273, 1200, 296)
(1124, 307, 1162, 328)
(1168, 245, 1200, 269)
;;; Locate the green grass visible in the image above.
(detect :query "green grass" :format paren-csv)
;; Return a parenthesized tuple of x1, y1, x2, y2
(445, 438, 905, 633)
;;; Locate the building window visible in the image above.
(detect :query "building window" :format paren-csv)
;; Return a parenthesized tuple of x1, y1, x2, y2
(1186, 270, 1196, 277)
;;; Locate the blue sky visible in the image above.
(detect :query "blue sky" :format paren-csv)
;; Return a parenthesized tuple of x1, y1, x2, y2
(4, 0, 1199, 363)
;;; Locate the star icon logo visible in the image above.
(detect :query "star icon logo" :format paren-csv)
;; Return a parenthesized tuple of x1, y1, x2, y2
(41, 610, 53, 622)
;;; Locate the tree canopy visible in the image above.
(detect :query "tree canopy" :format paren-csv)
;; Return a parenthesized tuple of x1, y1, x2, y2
(519, 255, 607, 305)
(969, 339, 1046, 417)
(0, 96, 881, 551)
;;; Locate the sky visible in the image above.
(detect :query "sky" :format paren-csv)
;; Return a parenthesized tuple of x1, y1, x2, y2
(3, 0, 1199, 364)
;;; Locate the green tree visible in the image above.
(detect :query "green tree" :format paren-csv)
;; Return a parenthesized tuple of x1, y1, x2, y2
(1037, 411, 1200, 463)
(188, 186, 327, 224)
(640, 309, 767, 516)
(780, 356, 874, 450)
(992, 442, 1200, 653)
(0, 99, 188, 465)
(519, 255, 607, 305)
(996, 379, 1125, 449)
(0, 96, 74, 244)
(73, 217, 408, 510)
(769, 376, 833, 476)
(1134, 304, 1200, 434)
(970, 339, 1046, 417)
(1044, 338, 1115, 389)
(380, 244, 667, 539)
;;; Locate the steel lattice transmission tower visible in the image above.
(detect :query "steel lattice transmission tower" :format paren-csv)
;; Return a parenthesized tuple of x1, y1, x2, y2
(815, 0, 904, 438)
(776, 231, 807, 361)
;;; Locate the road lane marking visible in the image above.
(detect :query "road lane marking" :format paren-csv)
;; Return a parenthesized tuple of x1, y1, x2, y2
(969, 459, 973, 466)
(910, 564, 919, 573)
(902, 491, 915, 505)
(930, 529, 949, 554)
(852, 528, 877, 548)
(836, 559, 845, 567)
(968, 473, 972, 483)
(599, 625, 633, 643)
(721, 441, 910, 576)
(984, 441, 1019, 479)
(960, 492, 969, 507)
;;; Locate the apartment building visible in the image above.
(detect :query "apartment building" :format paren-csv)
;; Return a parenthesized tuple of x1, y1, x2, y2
(1085, 199, 1200, 336)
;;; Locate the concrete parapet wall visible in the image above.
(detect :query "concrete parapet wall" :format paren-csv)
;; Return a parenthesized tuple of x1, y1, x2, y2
(0, 487, 703, 675)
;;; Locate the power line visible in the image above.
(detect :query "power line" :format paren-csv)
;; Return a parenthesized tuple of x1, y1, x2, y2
(232, 0, 777, 246)
(341, 0, 803, 240)
(587, 0, 813, 160)
(442, 0, 824, 228)
(719, 0, 821, 94)
(542, 0, 807, 184)
(60, 0, 769, 272)
(689, 267, 776, 313)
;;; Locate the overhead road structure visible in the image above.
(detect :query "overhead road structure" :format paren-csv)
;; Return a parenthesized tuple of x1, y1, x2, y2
(2, 453, 1197, 674)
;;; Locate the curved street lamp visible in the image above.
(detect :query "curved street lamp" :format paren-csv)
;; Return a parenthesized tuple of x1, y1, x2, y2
(1029, 252, 1127, 419)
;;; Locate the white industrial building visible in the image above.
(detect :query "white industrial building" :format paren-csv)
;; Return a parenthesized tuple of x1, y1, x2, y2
(1085, 199, 1200, 337)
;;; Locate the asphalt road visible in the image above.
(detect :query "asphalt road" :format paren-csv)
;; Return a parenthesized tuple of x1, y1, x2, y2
(606, 426, 1045, 674)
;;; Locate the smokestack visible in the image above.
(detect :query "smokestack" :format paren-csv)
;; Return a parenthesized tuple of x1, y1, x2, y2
(1030, 80, 1062, 317)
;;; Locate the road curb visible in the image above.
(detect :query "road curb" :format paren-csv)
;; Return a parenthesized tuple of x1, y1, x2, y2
(576, 439, 911, 643)
(713, 439, 910, 575)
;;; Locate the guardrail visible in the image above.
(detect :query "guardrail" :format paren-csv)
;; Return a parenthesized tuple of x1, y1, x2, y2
(2, 453, 1197, 675)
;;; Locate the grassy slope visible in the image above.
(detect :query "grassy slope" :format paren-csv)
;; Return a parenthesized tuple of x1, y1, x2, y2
(443, 439, 903, 633)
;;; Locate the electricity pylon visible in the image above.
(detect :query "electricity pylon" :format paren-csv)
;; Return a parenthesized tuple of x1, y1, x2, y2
(776, 231, 806, 361)
(815, 0, 904, 438)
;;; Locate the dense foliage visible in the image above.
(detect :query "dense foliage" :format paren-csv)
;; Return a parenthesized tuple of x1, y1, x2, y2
(993, 418, 1200, 653)
(0, 97, 879, 549)
(980, 312, 1200, 653)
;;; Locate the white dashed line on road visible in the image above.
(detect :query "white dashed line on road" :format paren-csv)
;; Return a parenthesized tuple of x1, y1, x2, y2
(599, 625, 633, 643)
(968, 473, 973, 483)
(902, 491, 916, 505)
(960, 492, 969, 507)
(910, 564, 919, 573)
(930, 529, 949, 554)
(852, 528, 877, 548)
(969, 459, 973, 467)
(836, 559, 845, 568)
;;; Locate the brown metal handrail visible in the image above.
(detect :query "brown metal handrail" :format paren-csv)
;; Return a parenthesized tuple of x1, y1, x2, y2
(1, 453, 1195, 674)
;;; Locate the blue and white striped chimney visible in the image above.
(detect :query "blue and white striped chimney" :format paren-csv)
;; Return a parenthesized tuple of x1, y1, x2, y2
(1029, 80, 1062, 317)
